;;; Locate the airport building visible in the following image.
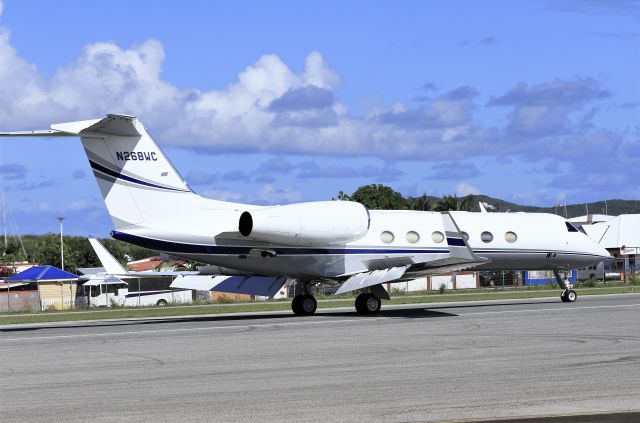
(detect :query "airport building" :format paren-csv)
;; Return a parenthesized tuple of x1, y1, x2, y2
(577, 214, 640, 274)
(3, 265, 78, 311)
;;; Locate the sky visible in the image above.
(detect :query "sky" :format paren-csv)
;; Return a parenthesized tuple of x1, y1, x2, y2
(0, 0, 639, 237)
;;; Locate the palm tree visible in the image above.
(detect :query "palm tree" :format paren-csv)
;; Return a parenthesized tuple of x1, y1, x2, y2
(407, 194, 432, 211)
(435, 194, 475, 211)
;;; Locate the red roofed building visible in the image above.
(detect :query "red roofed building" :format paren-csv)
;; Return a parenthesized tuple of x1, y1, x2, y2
(127, 256, 188, 272)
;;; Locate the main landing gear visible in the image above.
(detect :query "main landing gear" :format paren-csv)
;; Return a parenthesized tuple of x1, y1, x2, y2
(291, 282, 388, 316)
(554, 270, 577, 303)
(291, 294, 317, 316)
(355, 293, 382, 315)
(354, 285, 388, 315)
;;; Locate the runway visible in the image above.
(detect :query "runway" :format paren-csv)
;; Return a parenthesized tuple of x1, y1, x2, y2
(1, 294, 639, 423)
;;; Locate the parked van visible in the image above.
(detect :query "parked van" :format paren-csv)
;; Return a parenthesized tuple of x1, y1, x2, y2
(576, 258, 623, 281)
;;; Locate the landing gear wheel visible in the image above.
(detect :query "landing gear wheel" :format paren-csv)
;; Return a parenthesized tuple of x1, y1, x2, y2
(291, 295, 317, 316)
(355, 293, 381, 315)
(561, 289, 577, 303)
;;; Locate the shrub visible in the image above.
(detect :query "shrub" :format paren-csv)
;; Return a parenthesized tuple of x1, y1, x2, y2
(438, 283, 447, 294)
(391, 286, 405, 296)
(21, 304, 37, 314)
(215, 295, 234, 304)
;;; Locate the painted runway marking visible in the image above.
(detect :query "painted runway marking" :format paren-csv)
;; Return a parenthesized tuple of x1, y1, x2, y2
(460, 302, 640, 316)
(0, 317, 386, 342)
(2, 301, 639, 342)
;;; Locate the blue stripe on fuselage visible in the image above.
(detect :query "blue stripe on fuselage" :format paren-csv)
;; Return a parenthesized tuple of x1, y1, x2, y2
(89, 160, 190, 192)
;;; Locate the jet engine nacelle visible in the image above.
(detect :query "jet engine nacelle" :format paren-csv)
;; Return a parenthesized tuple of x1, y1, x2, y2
(238, 201, 370, 246)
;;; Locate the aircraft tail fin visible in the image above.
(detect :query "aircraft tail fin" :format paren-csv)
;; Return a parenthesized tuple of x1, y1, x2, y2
(88, 237, 128, 275)
(1, 114, 214, 230)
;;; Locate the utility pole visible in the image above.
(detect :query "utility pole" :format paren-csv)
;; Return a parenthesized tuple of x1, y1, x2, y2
(56, 217, 65, 270)
(2, 191, 7, 256)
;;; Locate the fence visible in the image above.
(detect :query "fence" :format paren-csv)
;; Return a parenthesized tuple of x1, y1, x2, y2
(0, 290, 40, 312)
(40, 297, 76, 311)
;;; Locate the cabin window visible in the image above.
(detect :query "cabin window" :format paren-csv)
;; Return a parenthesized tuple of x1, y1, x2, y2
(431, 231, 445, 243)
(461, 231, 469, 242)
(565, 222, 579, 232)
(505, 231, 517, 243)
(406, 231, 420, 243)
(381, 231, 394, 243)
(480, 231, 493, 243)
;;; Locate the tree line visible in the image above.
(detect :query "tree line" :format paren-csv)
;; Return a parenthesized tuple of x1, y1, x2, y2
(1, 234, 155, 277)
(337, 184, 475, 212)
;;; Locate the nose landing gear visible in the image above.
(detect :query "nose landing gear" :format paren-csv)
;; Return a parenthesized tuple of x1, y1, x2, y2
(554, 270, 577, 303)
(560, 289, 578, 302)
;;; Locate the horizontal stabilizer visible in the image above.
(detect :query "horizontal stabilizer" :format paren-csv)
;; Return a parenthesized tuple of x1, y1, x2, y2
(0, 129, 77, 137)
(0, 114, 139, 138)
(171, 275, 288, 297)
(335, 265, 409, 296)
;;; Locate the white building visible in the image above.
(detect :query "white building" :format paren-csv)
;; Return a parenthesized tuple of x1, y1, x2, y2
(581, 214, 639, 274)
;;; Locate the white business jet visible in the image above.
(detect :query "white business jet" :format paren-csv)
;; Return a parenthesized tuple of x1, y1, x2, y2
(0, 114, 610, 315)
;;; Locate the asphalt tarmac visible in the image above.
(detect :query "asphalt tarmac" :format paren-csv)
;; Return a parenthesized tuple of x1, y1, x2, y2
(1, 294, 639, 423)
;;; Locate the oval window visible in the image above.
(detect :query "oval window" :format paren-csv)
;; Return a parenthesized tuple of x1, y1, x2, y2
(381, 231, 394, 243)
(431, 231, 445, 243)
(406, 231, 420, 243)
(505, 231, 517, 243)
(480, 231, 493, 243)
(461, 231, 469, 242)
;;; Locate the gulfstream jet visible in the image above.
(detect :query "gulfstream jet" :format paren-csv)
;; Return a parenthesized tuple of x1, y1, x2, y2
(0, 114, 610, 315)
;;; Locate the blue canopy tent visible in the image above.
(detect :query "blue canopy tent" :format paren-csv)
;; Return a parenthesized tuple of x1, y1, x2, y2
(7, 266, 79, 310)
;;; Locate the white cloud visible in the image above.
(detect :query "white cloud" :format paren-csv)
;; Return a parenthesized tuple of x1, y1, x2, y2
(455, 182, 481, 196)
(68, 200, 92, 211)
(258, 184, 303, 204)
(0, 13, 635, 202)
(0, 0, 4, 16)
(201, 189, 245, 203)
(0, 21, 484, 160)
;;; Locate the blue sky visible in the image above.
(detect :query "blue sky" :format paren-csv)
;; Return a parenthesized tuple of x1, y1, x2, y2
(0, 0, 639, 236)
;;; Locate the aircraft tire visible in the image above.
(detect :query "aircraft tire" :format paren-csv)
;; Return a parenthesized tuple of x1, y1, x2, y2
(355, 293, 381, 315)
(292, 295, 316, 316)
(560, 289, 577, 303)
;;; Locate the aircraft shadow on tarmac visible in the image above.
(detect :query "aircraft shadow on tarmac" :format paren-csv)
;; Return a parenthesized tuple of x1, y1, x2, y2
(0, 298, 571, 333)
(0, 298, 574, 333)
(1, 306, 460, 332)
